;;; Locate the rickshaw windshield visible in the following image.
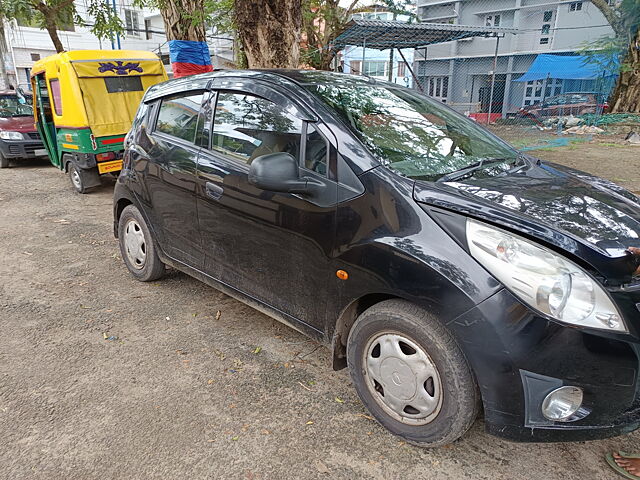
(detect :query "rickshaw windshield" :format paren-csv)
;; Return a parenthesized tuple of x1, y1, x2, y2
(0, 95, 33, 117)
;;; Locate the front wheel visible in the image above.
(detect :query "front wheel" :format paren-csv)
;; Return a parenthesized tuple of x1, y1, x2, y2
(0, 153, 9, 168)
(347, 300, 479, 448)
(118, 205, 165, 282)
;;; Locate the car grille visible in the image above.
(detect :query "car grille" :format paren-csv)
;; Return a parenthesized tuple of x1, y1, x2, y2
(8, 145, 20, 155)
(24, 144, 39, 155)
(27, 132, 40, 140)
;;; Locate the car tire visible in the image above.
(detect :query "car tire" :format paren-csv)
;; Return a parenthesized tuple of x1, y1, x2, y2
(0, 153, 9, 168)
(347, 299, 480, 448)
(69, 163, 92, 194)
(118, 205, 165, 282)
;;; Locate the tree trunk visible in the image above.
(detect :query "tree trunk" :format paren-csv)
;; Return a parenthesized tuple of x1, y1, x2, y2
(34, 3, 66, 53)
(235, 0, 301, 68)
(159, 0, 207, 41)
(45, 22, 64, 53)
(610, 28, 640, 113)
(0, 20, 11, 89)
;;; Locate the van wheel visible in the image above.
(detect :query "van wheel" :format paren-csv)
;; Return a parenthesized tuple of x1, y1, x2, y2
(118, 205, 165, 282)
(347, 300, 479, 448)
(0, 153, 9, 168)
(69, 163, 90, 193)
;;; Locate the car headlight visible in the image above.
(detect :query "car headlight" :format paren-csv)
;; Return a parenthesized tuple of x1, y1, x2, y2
(0, 131, 24, 140)
(466, 218, 626, 332)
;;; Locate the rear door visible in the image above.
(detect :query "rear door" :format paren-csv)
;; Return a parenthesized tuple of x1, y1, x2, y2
(139, 90, 206, 268)
(195, 81, 338, 331)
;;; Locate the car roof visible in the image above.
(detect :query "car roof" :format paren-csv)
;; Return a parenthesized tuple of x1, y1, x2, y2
(143, 69, 384, 102)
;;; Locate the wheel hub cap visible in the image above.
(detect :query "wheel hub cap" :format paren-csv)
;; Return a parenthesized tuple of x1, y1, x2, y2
(71, 170, 81, 189)
(123, 219, 146, 270)
(363, 333, 443, 425)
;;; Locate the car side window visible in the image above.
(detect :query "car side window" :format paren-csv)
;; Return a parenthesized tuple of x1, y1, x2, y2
(155, 92, 204, 144)
(210, 92, 303, 164)
(304, 124, 328, 176)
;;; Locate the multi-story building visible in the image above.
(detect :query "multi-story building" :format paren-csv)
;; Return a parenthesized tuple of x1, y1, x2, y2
(342, 6, 415, 86)
(414, 0, 615, 116)
(2, 1, 234, 90)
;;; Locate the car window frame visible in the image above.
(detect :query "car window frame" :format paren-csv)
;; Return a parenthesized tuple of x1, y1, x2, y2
(300, 121, 330, 178)
(205, 87, 333, 177)
(151, 89, 208, 148)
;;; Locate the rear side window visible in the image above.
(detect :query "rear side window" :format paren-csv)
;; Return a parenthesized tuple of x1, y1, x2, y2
(210, 92, 302, 164)
(104, 76, 143, 93)
(155, 92, 204, 144)
(49, 79, 62, 116)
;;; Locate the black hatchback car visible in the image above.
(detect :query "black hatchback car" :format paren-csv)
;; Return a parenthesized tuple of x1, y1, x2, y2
(114, 70, 640, 447)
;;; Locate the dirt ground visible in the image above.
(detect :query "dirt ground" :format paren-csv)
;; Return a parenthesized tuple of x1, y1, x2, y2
(1, 136, 640, 480)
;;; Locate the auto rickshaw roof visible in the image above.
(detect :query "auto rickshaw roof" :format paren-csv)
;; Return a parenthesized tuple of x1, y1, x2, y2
(30, 49, 162, 77)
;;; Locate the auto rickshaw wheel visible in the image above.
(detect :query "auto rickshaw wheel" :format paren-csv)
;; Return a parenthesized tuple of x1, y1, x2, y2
(68, 163, 95, 194)
(0, 153, 9, 168)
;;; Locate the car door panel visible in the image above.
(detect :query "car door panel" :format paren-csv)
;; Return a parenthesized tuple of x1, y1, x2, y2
(137, 92, 205, 268)
(196, 85, 338, 331)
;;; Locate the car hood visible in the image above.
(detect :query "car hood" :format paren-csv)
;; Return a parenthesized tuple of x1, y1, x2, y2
(413, 161, 640, 278)
(0, 115, 36, 132)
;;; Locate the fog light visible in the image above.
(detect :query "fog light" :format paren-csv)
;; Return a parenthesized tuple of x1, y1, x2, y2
(541, 386, 583, 421)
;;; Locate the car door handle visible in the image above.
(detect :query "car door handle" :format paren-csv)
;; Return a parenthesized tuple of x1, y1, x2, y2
(205, 181, 223, 200)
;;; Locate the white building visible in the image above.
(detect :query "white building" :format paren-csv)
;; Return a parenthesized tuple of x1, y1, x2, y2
(2, 1, 235, 90)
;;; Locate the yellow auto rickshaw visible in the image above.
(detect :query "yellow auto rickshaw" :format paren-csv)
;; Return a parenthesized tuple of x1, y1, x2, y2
(30, 50, 168, 193)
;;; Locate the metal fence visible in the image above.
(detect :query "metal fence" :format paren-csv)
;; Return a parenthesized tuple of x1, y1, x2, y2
(339, 0, 622, 128)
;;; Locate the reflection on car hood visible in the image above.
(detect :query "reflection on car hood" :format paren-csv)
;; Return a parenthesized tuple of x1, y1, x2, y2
(0, 115, 36, 132)
(414, 162, 640, 257)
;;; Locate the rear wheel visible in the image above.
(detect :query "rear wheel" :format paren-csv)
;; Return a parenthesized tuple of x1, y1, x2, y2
(0, 153, 9, 168)
(69, 163, 90, 194)
(347, 300, 479, 448)
(118, 205, 165, 282)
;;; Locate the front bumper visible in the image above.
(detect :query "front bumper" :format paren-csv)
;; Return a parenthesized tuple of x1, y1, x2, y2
(0, 136, 47, 159)
(449, 288, 640, 442)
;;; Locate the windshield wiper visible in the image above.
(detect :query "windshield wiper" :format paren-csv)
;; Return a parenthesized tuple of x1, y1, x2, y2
(436, 158, 513, 183)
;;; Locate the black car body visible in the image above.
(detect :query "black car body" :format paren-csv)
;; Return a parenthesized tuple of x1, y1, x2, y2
(114, 70, 640, 446)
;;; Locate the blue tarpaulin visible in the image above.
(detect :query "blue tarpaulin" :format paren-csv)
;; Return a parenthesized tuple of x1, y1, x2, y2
(168, 40, 213, 78)
(515, 54, 619, 82)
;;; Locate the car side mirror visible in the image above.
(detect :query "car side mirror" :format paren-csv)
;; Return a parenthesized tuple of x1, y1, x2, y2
(248, 152, 309, 194)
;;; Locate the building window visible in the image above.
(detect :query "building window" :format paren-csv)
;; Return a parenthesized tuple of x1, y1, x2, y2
(427, 76, 449, 103)
(145, 19, 152, 40)
(569, 2, 582, 11)
(125, 9, 140, 36)
(49, 79, 62, 116)
(350, 60, 362, 75)
(485, 14, 501, 27)
(30, 53, 40, 61)
(540, 37, 549, 45)
(363, 61, 387, 77)
(543, 10, 553, 22)
(523, 78, 562, 106)
(397, 62, 406, 77)
(541, 24, 551, 35)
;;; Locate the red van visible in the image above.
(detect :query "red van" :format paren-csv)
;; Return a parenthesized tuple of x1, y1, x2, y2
(0, 91, 47, 168)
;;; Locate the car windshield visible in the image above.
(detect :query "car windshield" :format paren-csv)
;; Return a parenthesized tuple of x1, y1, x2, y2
(0, 95, 33, 117)
(304, 78, 518, 181)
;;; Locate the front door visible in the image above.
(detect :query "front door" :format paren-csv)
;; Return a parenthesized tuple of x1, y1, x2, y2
(196, 85, 337, 332)
(142, 91, 206, 267)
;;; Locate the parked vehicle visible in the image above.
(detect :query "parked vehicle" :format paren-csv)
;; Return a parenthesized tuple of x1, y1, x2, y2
(518, 92, 609, 119)
(114, 70, 640, 447)
(0, 91, 47, 168)
(30, 50, 168, 193)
